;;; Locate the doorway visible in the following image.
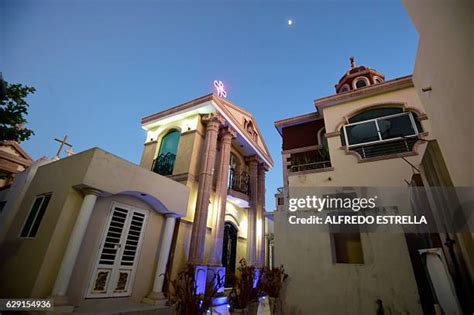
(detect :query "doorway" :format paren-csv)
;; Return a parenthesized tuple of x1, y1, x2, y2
(222, 222, 238, 288)
(87, 203, 148, 298)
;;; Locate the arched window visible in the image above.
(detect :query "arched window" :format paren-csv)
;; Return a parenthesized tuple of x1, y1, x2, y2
(317, 127, 329, 149)
(153, 129, 180, 175)
(353, 77, 370, 89)
(373, 76, 383, 84)
(228, 153, 239, 188)
(229, 152, 240, 170)
(339, 84, 350, 93)
(317, 127, 330, 162)
(340, 107, 423, 159)
(228, 153, 249, 195)
(222, 222, 238, 287)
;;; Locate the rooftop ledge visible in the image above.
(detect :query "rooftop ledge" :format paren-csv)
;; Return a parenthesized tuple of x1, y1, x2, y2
(314, 75, 413, 109)
(274, 75, 413, 135)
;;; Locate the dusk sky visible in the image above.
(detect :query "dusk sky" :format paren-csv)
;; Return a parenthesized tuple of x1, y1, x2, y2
(0, 0, 419, 209)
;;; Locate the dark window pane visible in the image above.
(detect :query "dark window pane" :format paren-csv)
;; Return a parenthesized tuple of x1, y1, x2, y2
(0, 201, 6, 214)
(29, 194, 51, 237)
(349, 108, 403, 123)
(158, 130, 180, 156)
(378, 114, 416, 140)
(319, 128, 328, 149)
(340, 132, 346, 146)
(415, 117, 423, 133)
(153, 153, 177, 176)
(20, 196, 44, 237)
(355, 79, 367, 88)
(346, 121, 379, 145)
(153, 130, 180, 176)
(333, 233, 364, 264)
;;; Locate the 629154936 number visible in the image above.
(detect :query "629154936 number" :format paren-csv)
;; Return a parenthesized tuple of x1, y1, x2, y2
(0, 299, 53, 311)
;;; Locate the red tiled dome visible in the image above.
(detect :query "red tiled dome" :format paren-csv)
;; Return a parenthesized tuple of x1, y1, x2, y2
(335, 57, 385, 94)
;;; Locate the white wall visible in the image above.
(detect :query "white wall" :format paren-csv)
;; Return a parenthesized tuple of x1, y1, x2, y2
(403, 0, 474, 186)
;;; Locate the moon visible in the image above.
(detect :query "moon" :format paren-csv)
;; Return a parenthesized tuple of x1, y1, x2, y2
(288, 19, 293, 26)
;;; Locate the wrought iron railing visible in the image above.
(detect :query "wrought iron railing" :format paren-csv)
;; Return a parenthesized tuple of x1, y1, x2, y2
(152, 152, 176, 176)
(289, 149, 332, 173)
(228, 168, 250, 195)
(350, 138, 418, 159)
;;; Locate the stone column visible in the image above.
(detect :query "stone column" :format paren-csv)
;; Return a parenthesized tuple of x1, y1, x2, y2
(51, 188, 101, 305)
(188, 113, 224, 264)
(144, 214, 177, 304)
(208, 127, 236, 265)
(256, 164, 267, 267)
(246, 156, 259, 265)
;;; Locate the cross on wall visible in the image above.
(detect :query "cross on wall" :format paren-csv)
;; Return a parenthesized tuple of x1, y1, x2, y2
(54, 135, 73, 158)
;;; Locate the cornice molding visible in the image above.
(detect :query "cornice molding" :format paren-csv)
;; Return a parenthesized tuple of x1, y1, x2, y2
(315, 75, 413, 110)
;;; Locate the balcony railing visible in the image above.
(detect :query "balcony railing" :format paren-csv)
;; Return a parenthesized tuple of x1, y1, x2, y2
(289, 149, 332, 173)
(152, 152, 176, 176)
(228, 168, 250, 195)
(350, 138, 418, 159)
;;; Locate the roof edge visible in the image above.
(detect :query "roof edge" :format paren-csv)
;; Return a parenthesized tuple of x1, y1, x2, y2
(141, 93, 214, 125)
(141, 94, 274, 168)
(212, 97, 274, 167)
(315, 75, 413, 109)
(274, 112, 321, 136)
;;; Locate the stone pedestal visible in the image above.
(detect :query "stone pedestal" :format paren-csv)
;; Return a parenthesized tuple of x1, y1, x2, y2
(142, 292, 167, 306)
(48, 295, 75, 313)
(47, 305, 75, 314)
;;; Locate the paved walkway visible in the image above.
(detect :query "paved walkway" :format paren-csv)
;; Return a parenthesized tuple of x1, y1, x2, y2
(70, 297, 271, 315)
(73, 302, 172, 315)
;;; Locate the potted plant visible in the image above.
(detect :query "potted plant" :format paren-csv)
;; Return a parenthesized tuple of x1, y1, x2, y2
(261, 265, 288, 315)
(228, 259, 257, 314)
(168, 264, 224, 315)
(247, 270, 265, 315)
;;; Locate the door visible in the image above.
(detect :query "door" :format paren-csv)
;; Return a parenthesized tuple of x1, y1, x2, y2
(87, 203, 148, 298)
(222, 222, 238, 288)
(420, 248, 463, 315)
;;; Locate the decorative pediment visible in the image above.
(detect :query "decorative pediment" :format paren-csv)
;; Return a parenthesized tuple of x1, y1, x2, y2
(141, 94, 274, 168)
(0, 141, 33, 166)
(212, 96, 273, 167)
(243, 118, 258, 142)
